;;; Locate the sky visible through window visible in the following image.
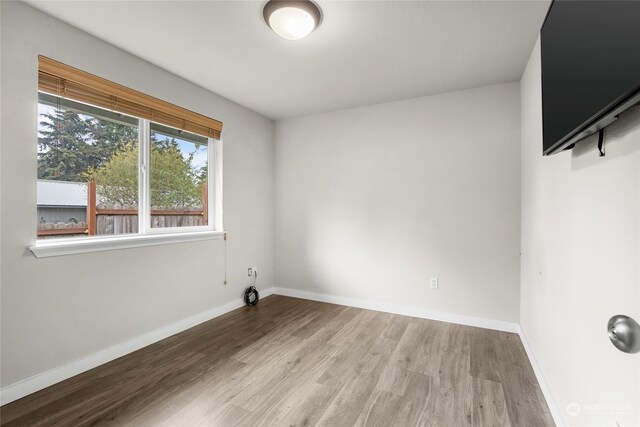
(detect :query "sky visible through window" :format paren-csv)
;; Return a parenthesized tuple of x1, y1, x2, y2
(37, 99, 211, 237)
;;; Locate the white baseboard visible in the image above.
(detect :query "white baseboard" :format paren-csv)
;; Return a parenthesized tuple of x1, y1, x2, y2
(517, 325, 565, 427)
(2, 285, 561, 427)
(270, 287, 520, 333)
(270, 287, 562, 426)
(0, 287, 275, 406)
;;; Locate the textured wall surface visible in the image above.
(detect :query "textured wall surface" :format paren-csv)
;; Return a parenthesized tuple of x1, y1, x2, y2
(520, 39, 640, 427)
(275, 83, 521, 323)
(1, 1, 275, 387)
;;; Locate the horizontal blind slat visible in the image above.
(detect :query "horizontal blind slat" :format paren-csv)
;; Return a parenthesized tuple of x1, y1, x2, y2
(38, 56, 222, 139)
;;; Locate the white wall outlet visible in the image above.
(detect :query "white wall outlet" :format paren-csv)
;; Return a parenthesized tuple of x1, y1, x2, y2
(248, 266, 257, 277)
(429, 277, 439, 289)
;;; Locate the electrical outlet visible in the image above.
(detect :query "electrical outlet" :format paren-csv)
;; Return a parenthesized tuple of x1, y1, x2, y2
(429, 277, 439, 289)
(248, 266, 258, 277)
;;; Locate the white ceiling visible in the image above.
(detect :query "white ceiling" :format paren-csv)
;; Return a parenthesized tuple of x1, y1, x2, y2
(27, 0, 550, 120)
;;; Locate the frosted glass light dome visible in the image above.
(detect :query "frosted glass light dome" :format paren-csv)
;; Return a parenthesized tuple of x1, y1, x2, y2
(263, 1, 321, 41)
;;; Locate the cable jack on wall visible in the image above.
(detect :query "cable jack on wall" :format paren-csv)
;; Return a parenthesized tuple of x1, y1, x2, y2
(244, 270, 259, 306)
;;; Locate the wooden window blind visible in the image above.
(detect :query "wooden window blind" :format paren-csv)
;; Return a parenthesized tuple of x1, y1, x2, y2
(38, 56, 222, 139)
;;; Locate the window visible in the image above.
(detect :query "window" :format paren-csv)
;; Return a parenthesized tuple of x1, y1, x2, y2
(38, 93, 140, 238)
(32, 57, 223, 257)
(149, 123, 210, 229)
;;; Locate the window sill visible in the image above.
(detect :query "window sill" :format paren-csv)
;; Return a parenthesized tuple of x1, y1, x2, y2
(30, 231, 225, 258)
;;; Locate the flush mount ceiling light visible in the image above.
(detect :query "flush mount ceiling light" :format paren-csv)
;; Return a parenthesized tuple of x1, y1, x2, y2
(263, 0, 322, 41)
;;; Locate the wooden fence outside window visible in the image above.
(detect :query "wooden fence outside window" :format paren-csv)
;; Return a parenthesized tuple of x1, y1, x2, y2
(37, 182, 208, 238)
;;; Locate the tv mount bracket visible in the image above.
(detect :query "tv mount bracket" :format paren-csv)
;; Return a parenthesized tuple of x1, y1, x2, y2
(597, 128, 605, 157)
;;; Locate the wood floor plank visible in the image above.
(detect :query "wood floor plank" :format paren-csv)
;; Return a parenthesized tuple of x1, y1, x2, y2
(100, 357, 248, 426)
(430, 350, 473, 427)
(470, 334, 502, 382)
(376, 323, 425, 396)
(357, 372, 438, 427)
(244, 381, 325, 427)
(492, 335, 555, 427)
(411, 323, 448, 377)
(472, 377, 511, 427)
(444, 324, 471, 354)
(316, 312, 389, 387)
(229, 335, 340, 412)
(272, 382, 337, 427)
(0, 295, 555, 427)
(382, 314, 410, 342)
(354, 389, 404, 427)
(315, 353, 387, 427)
(291, 303, 347, 339)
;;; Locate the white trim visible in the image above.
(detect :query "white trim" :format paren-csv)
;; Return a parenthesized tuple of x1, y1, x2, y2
(1, 284, 561, 427)
(145, 224, 214, 235)
(517, 325, 565, 427)
(270, 287, 520, 333)
(140, 123, 216, 235)
(30, 230, 225, 258)
(212, 136, 223, 231)
(269, 287, 562, 425)
(0, 287, 275, 405)
(207, 136, 215, 229)
(138, 118, 150, 233)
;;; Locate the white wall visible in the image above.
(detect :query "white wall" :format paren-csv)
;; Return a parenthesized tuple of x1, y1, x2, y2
(0, 2, 274, 389)
(275, 83, 521, 323)
(6, 5, 637, 424)
(520, 39, 640, 427)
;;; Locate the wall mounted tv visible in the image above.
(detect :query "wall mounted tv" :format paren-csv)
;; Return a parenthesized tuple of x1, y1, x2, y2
(541, 0, 640, 155)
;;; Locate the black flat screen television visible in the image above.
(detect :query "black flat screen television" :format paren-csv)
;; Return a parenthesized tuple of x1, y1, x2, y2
(541, 0, 640, 155)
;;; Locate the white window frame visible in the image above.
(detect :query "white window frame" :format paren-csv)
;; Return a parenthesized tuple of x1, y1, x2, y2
(140, 119, 220, 235)
(30, 100, 224, 258)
